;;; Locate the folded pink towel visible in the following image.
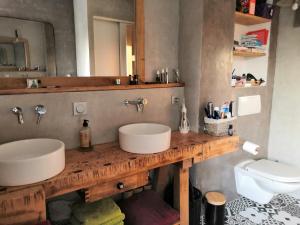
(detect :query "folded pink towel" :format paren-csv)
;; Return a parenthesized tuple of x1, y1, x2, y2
(118, 190, 180, 225)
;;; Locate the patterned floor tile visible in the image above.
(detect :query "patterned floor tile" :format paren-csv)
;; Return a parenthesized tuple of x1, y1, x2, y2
(224, 194, 300, 225)
(282, 204, 300, 218)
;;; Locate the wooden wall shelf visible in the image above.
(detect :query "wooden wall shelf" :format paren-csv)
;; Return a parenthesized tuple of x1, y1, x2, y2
(0, 83, 184, 95)
(235, 12, 271, 25)
(233, 50, 266, 57)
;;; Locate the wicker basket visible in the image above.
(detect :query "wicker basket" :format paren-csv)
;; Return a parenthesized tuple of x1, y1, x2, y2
(204, 117, 237, 137)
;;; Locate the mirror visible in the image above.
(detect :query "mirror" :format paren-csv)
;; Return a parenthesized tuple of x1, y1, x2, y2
(93, 17, 135, 77)
(0, 0, 145, 91)
(0, 17, 56, 77)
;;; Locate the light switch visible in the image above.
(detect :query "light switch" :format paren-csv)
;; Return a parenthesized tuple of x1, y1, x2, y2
(73, 102, 87, 116)
(238, 95, 261, 116)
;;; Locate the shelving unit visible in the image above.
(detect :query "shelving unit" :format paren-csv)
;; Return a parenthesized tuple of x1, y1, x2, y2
(235, 12, 271, 25)
(232, 11, 272, 88)
(233, 50, 266, 57)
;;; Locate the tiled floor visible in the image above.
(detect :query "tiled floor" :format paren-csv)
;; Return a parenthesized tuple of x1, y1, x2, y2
(224, 194, 300, 225)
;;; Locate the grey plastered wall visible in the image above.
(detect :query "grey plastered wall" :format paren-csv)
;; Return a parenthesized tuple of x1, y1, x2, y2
(144, 0, 180, 81)
(0, 0, 77, 75)
(269, 9, 300, 167)
(179, 0, 279, 200)
(0, 87, 183, 149)
(178, 0, 203, 132)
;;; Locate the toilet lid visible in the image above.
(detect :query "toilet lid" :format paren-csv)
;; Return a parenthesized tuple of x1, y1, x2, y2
(246, 159, 300, 183)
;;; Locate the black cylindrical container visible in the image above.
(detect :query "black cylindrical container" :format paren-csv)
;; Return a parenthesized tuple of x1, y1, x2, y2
(204, 192, 226, 225)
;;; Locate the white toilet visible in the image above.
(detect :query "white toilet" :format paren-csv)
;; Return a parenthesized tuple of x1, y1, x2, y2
(235, 159, 300, 204)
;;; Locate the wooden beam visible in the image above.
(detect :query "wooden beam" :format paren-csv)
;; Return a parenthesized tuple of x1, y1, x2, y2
(135, 0, 145, 81)
(173, 160, 191, 225)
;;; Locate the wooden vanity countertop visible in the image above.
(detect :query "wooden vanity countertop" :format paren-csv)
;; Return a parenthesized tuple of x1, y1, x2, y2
(0, 132, 239, 199)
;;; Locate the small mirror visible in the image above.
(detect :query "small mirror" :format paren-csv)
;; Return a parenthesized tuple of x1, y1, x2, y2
(0, 17, 56, 77)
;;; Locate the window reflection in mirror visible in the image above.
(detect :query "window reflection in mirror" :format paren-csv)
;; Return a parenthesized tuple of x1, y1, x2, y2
(93, 17, 135, 77)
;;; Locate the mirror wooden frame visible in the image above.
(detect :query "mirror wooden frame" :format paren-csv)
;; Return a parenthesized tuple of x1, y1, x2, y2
(0, 0, 146, 92)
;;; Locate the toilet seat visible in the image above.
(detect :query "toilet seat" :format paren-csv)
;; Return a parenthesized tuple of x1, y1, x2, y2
(246, 159, 300, 183)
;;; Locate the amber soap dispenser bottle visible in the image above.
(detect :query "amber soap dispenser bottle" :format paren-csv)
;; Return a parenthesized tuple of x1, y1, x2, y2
(80, 119, 92, 151)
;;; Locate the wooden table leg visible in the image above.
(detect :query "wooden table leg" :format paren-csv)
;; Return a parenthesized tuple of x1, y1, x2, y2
(174, 159, 192, 225)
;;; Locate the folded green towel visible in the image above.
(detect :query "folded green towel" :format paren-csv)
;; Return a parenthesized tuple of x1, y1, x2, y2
(72, 198, 124, 225)
(70, 214, 125, 225)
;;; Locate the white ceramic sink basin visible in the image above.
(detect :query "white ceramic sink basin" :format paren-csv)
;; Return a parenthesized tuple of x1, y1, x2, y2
(119, 123, 171, 154)
(0, 139, 65, 186)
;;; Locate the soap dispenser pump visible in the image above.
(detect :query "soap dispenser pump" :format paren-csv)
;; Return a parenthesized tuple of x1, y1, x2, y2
(80, 119, 92, 151)
(179, 99, 190, 134)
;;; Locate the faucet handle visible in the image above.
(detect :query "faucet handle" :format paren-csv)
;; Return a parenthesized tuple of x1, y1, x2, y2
(140, 98, 148, 105)
(11, 106, 24, 124)
(35, 105, 46, 124)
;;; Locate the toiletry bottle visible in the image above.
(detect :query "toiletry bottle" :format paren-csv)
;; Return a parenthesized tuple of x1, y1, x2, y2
(165, 68, 169, 84)
(228, 124, 234, 136)
(156, 70, 161, 83)
(161, 69, 165, 83)
(80, 119, 91, 149)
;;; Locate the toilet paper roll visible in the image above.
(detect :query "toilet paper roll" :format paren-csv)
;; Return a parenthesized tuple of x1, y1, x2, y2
(243, 141, 260, 155)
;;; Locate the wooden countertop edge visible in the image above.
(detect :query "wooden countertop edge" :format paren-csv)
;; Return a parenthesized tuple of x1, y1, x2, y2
(0, 132, 239, 199)
(0, 83, 185, 95)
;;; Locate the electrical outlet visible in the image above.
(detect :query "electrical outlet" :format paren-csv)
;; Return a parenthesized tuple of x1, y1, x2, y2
(171, 96, 180, 105)
(73, 102, 87, 116)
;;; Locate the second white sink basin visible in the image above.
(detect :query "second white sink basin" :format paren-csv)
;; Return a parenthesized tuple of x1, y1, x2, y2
(119, 123, 171, 154)
(0, 139, 65, 186)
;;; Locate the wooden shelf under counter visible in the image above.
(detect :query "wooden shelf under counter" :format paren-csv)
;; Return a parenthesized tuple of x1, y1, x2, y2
(235, 12, 271, 25)
(0, 132, 239, 225)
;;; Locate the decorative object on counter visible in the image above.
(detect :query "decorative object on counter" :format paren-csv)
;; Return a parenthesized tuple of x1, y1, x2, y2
(79, 119, 93, 151)
(71, 198, 125, 225)
(115, 78, 121, 85)
(165, 68, 169, 84)
(228, 124, 234, 136)
(156, 70, 161, 83)
(179, 99, 190, 134)
(204, 101, 237, 136)
(204, 117, 237, 137)
(174, 69, 180, 83)
(118, 190, 180, 225)
(27, 78, 40, 88)
(133, 75, 139, 85)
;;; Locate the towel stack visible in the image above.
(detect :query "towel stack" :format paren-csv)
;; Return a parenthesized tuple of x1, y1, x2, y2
(70, 198, 125, 225)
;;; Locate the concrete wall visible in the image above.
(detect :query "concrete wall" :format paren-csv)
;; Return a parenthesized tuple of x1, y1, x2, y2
(0, 0, 77, 75)
(0, 87, 184, 149)
(144, 0, 179, 81)
(179, 0, 279, 200)
(269, 9, 300, 167)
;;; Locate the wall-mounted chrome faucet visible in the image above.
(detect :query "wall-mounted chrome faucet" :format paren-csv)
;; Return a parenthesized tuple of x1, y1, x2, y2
(124, 98, 148, 112)
(11, 107, 24, 124)
(35, 105, 47, 124)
